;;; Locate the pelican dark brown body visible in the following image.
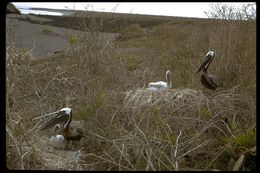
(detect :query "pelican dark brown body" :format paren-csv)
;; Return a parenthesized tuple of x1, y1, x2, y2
(40, 107, 84, 149)
(196, 51, 221, 90)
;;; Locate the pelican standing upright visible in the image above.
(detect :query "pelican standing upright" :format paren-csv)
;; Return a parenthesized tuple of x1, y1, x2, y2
(40, 107, 84, 149)
(196, 51, 222, 90)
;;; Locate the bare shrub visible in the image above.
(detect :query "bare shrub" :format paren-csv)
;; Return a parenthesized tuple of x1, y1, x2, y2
(204, 3, 256, 21)
(201, 3, 256, 97)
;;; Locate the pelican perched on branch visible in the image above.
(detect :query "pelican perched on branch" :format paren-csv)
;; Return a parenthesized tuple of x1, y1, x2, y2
(148, 70, 172, 91)
(196, 51, 222, 90)
(50, 124, 66, 149)
(40, 107, 84, 149)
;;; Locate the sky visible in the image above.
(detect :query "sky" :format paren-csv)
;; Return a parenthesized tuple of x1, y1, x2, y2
(13, 2, 255, 18)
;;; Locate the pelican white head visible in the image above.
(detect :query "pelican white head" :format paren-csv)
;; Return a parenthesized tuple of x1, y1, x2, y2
(60, 107, 71, 115)
(204, 51, 215, 70)
(196, 51, 215, 74)
(207, 51, 214, 57)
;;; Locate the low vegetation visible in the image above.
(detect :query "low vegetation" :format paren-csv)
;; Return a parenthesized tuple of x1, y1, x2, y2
(6, 3, 255, 171)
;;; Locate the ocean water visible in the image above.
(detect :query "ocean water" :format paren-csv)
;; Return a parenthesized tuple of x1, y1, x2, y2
(18, 8, 63, 16)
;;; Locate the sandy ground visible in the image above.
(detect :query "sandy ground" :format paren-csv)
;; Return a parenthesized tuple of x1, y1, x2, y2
(6, 14, 118, 57)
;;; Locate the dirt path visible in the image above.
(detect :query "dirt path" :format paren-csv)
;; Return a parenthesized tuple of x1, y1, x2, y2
(6, 14, 119, 57)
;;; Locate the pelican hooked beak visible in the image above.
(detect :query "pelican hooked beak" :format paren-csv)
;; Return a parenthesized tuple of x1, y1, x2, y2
(195, 51, 215, 74)
(40, 108, 71, 130)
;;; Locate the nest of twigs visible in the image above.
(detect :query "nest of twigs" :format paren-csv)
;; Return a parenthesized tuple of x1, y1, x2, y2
(6, 109, 87, 170)
(123, 87, 255, 129)
(120, 87, 256, 170)
(123, 88, 206, 109)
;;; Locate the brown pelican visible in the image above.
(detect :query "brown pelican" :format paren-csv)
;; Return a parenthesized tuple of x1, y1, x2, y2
(196, 51, 221, 90)
(40, 107, 84, 149)
(50, 124, 66, 149)
(148, 70, 172, 91)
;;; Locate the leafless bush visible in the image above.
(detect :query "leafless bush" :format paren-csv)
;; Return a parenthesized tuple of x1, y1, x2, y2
(202, 4, 256, 94)
(80, 87, 255, 170)
(204, 3, 256, 21)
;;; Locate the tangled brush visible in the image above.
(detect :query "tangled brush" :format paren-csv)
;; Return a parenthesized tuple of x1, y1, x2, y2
(123, 88, 205, 110)
(120, 87, 255, 170)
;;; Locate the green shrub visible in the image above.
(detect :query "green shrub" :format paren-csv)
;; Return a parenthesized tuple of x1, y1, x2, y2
(233, 129, 256, 148)
(117, 24, 144, 41)
(69, 35, 78, 45)
(42, 27, 52, 34)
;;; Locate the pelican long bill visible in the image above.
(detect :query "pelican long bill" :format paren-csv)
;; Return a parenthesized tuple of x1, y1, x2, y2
(196, 51, 214, 74)
(40, 110, 69, 130)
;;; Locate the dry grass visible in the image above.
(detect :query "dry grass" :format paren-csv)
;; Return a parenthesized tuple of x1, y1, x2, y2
(123, 88, 202, 109)
(6, 9, 256, 171)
